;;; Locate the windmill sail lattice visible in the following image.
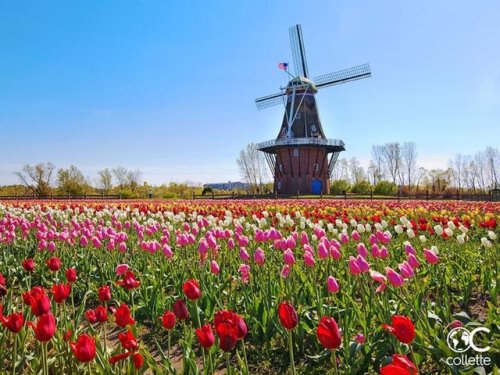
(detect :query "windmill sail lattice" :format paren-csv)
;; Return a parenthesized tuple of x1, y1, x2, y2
(255, 24, 371, 195)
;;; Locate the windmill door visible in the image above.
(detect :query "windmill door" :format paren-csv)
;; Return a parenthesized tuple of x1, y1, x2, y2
(311, 179, 322, 195)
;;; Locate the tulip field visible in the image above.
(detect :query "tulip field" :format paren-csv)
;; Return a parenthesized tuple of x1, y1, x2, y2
(0, 199, 498, 375)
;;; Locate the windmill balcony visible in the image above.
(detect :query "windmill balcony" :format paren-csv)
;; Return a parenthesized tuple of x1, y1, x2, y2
(257, 137, 345, 153)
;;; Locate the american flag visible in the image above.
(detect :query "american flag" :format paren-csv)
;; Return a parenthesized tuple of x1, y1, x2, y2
(278, 62, 288, 71)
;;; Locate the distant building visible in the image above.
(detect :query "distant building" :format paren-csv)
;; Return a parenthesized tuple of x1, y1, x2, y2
(203, 181, 249, 191)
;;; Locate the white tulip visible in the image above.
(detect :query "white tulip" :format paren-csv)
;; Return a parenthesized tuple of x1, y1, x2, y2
(407, 228, 415, 238)
(419, 235, 427, 242)
(350, 219, 357, 227)
(395, 225, 404, 234)
(433, 225, 443, 236)
(457, 234, 465, 244)
(447, 221, 456, 230)
(381, 220, 388, 229)
(357, 224, 365, 233)
(444, 228, 453, 237)
(488, 231, 497, 240)
(459, 225, 468, 234)
(431, 245, 439, 254)
(481, 237, 493, 248)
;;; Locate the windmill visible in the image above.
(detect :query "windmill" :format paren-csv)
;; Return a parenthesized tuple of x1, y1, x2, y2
(255, 24, 371, 195)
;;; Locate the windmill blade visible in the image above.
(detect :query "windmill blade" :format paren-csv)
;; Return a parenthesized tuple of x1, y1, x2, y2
(314, 63, 371, 89)
(289, 24, 309, 78)
(255, 92, 286, 110)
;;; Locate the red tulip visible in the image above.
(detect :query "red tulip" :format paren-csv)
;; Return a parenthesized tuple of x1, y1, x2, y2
(0, 272, 5, 286)
(64, 329, 73, 342)
(183, 279, 201, 300)
(380, 354, 418, 375)
(51, 283, 71, 304)
(159, 310, 176, 330)
(278, 302, 298, 330)
(109, 352, 131, 364)
(70, 334, 96, 363)
(85, 309, 97, 324)
(195, 324, 215, 348)
(132, 353, 144, 369)
(98, 285, 112, 302)
(172, 300, 189, 320)
(22, 258, 35, 272)
(118, 329, 138, 351)
(28, 313, 56, 342)
(382, 315, 415, 344)
(47, 257, 61, 271)
(317, 316, 342, 350)
(117, 271, 140, 290)
(0, 311, 24, 333)
(114, 304, 135, 327)
(95, 305, 108, 323)
(26, 287, 51, 316)
(235, 314, 248, 339)
(214, 310, 240, 352)
(66, 268, 77, 283)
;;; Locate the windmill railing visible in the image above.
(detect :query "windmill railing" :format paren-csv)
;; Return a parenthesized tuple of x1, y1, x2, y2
(257, 137, 345, 151)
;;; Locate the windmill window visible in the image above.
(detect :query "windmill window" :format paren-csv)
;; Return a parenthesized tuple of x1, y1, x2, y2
(293, 148, 299, 157)
(314, 163, 319, 172)
(279, 164, 283, 173)
(311, 124, 317, 132)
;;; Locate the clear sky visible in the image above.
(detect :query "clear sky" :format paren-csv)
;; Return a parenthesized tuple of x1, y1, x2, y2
(1, 1, 499, 185)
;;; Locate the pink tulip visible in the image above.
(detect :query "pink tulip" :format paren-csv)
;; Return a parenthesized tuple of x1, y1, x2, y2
(351, 231, 361, 242)
(376, 283, 387, 293)
(355, 255, 370, 273)
(356, 243, 368, 258)
(254, 248, 265, 265)
(300, 232, 309, 245)
(355, 333, 365, 344)
(162, 245, 173, 258)
(423, 248, 439, 264)
(404, 243, 416, 255)
(371, 244, 380, 257)
(210, 260, 220, 275)
(369, 270, 386, 284)
(238, 264, 250, 283)
(239, 247, 250, 261)
(379, 246, 389, 258)
(281, 265, 291, 279)
(407, 253, 420, 269)
(318, 242, 329, 259)
(227, 238, 235, 249)
(348, 256, 361, 275)
(80, 236, 89, 247)
(327, 276, 339, 293)
(47, 241, 56, 252)
(386, 267, 404, 287)
(198, 239, 208, 256)
(399, 262, 415, 279)
(118, 242, 127, 252)
(283, 249, 295, 265)
(340, 233, 349, 244)
(115, 264, 129, 276)
(330, 246, 341, 260)
(304, 251, 315, 267)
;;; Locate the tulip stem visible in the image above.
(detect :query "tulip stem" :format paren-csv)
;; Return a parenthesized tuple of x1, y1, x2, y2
(194, 301, 206, 368)
(288, 330, 296, 375)
(226, 352, 232, 375)
(331, 350, 338, 374)
(12, 334, 17, 375)
(241, 340, 249, 375)
(167, 330, 171, 358)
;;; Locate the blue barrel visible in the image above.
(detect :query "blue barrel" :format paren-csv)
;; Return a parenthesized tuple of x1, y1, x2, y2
(311, 179, 322, 195)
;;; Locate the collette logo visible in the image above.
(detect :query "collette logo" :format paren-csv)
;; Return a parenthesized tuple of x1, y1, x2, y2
(445, 326, 491, 367)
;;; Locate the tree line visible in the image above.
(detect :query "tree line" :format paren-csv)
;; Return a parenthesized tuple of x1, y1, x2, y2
(3, 164, 203, 199)
(331, 143, 499, 195)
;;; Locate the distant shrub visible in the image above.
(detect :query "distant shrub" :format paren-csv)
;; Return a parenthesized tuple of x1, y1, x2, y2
(331, 180, 351, 195)
(351, 180, 372, 194)
(202, 187, 213, 196)
(373, 180, 397, 195)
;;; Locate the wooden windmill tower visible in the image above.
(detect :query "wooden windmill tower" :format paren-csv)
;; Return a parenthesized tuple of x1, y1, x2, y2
(255, 24, 371, 195)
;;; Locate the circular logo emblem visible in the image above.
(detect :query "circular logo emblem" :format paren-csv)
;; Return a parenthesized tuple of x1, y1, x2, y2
(447, 327, 472, 353)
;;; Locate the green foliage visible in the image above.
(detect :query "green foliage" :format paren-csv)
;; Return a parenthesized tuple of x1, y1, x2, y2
(330, 179, 351, 195)
(373, 180, 397, 195)
(351, 179, 372, 194)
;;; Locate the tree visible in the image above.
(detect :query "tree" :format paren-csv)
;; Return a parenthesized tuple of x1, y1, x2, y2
(450, 154, 465, 192)
(330, 179, 351, 195)
(382, 143, 402, 185)
(56, 165, 88, 196)
(370, 145, 385, 184)
(15, 162, 55, 198)
(112, 167, 128, 189)
(96, 168, 113, 195)
(484, 146, 499, 188)
(348, 157, 366, 184)
(236, 143, 268, 194)
(126, 169, 142, 192)
(401, 142, 417, 190)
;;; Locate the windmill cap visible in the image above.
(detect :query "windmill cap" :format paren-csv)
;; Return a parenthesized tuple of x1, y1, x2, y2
(286, 76, 317, 94)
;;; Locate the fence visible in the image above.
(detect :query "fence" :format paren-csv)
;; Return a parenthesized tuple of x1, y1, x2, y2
(0, 194, 121, 201)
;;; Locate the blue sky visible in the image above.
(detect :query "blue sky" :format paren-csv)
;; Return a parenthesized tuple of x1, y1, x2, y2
(1, 1, 499, 185)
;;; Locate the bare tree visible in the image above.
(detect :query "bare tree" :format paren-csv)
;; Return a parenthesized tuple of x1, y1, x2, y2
(450, 154, 465, 192)
(474, 152, 487, 191)
(382, 142, 402, 185)
(96, 168, 113, 195)
(15, 162, 55, 198)
(484, 146, 499, 188)
(57, 165, 88, 196)
(126, 169, 143, 192)
(415, 167, 428, 191)
(371, 145, 385, 183)
(112, 167, 128, 189)
(348, 157, 365, 184)
(401, 142, 417, 190)
(236, 143, 268, 194)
